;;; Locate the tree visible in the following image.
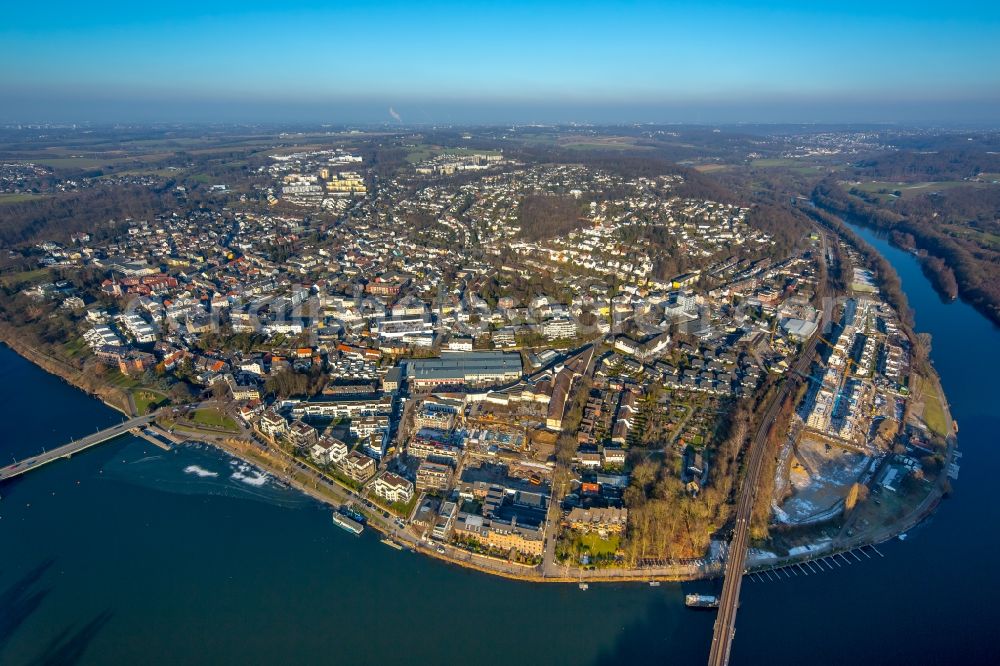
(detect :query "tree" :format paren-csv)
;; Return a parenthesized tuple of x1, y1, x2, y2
(876, 419, 899, 446)
(845, 482, 868, 513)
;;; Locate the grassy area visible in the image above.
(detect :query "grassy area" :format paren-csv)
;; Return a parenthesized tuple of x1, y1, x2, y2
(0, 193, 51, 204)
(371, 493, 418, 518)
(133, 389, 169, 415)
(916, 374, 948, 438)
(748, 158, 827, 175)
(692, 164, 731, 173)
(561, 141, 650, 151)
(62, 337, 89, 359)
(0, 267, 52, 287)
(851, 180, 991, 201)
(191, 407, 239, 431)
(579, 532, 620, 557)
(29, 157, 112, 168)
(943, 223, 1000, 250)
(750, 158, 806, 167)
(97, 167, 183, 179)
(105, 372, 142, 389)
(389, 495, 419, 518)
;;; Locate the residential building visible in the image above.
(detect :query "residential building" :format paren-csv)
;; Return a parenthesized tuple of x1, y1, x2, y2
(310, 435, 348, 466)
(416, 460, 452, 491)
(342, 450, 376, 483)
(567, 507, 628, 536)
(372, 472, 415, 504)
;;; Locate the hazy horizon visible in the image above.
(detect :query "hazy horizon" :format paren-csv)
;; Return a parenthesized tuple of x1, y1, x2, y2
(3, 0, 999, 125)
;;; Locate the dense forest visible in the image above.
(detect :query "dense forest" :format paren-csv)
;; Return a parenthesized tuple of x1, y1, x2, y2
(0, 185, 172, 247)
(517, 193, 588, 241)
(850, 149, 1000, 182)
(813, 178, 1000, 326)
(744, 204, 812, 261)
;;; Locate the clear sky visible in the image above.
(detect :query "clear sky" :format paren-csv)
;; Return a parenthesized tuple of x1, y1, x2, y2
(2, 0, 999, 124)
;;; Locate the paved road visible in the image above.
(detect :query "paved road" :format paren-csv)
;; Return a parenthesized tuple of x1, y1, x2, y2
(707, 334, 819, 666)
(0, 414, 156, 481)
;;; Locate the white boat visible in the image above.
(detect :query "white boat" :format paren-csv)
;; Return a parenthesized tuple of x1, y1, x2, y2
(685, 594, 720, 609)
(332, 512, 363, 535)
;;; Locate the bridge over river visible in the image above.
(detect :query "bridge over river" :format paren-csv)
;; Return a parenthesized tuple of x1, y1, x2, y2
(0, 413, 156, 482)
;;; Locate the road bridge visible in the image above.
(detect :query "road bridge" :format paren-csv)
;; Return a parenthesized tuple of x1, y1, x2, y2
(0, 414, 156, 482)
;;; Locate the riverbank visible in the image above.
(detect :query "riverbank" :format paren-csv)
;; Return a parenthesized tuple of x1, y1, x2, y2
(776, 215, 960, 557)
(2, 227, 993, 666)
(192, 430, 706, 584)
(0, 328, 132, 417)
(809, 195, 1000, 327)
(0, 317, 953, 588)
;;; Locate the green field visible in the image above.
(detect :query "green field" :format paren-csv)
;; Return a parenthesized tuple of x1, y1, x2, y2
(945, 224, 1000, 250)
(692, 163, 731, 173)
(98, 167, 183, 179)
(851, 180, 990, 201)
(106, 372, 142, 389)
(62, 337, 89, 360)
(916, 374, 949, 438)
(133, 389, 169, 415)
(0, 267, 52, 287)
(750, 158, 805, 167)
(191, 407, 239, 431)
(561, 141, 650, 151)
(579, 532, 620, 557)
(25, 157, 122, 168)
(382, 494, 418, 518)
(0, 193, 51, 204)
(749, 158, 827, 174)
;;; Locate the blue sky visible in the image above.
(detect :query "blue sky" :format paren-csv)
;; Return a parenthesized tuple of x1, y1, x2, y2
(2, 0, 999, 123)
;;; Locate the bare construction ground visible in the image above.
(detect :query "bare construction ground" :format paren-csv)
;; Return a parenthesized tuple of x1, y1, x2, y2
(775, 435, 870, 524)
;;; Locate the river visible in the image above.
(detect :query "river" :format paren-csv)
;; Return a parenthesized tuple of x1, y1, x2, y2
(0, 220, 997, 665)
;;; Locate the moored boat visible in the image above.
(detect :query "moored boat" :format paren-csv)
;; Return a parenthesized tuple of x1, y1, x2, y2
(332, 512, 363, 535)
(685, 593, 719, 609)
(342, 504, 366, 524)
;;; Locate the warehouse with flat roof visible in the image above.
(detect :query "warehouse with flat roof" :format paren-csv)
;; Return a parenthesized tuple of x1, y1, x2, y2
(405, 352, 522, 388)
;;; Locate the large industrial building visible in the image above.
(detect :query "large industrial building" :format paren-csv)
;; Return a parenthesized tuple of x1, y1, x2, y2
(404, 351, 522, 389)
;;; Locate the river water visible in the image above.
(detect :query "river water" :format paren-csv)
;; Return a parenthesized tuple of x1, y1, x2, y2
(1, 220, 997, 665)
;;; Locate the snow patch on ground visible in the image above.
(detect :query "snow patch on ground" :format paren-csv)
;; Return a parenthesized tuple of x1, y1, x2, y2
(788, 539, 832, 557)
